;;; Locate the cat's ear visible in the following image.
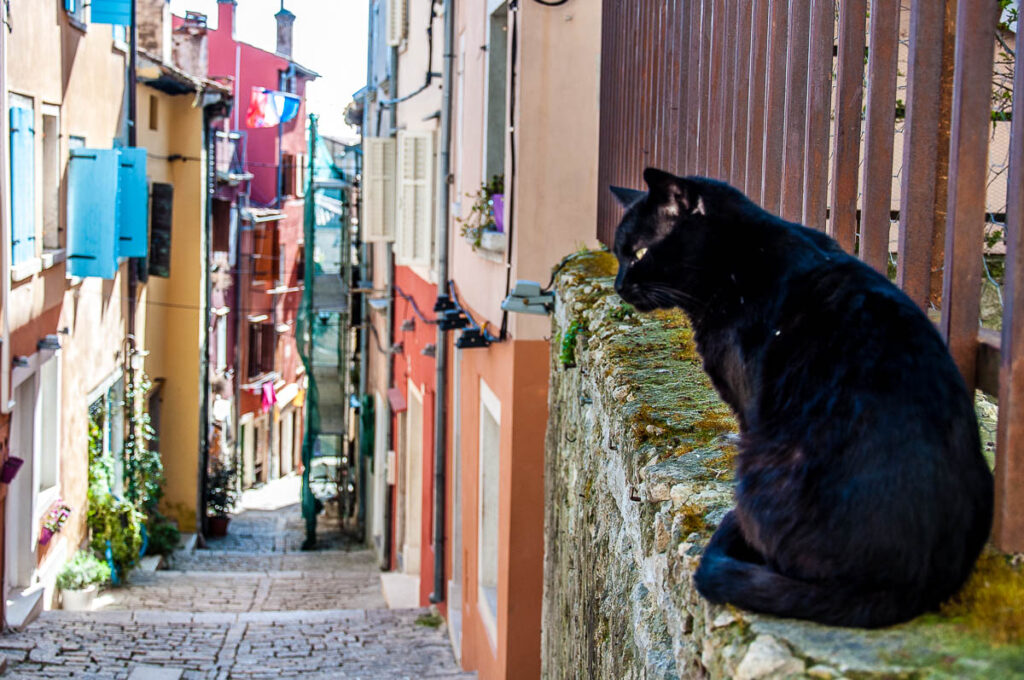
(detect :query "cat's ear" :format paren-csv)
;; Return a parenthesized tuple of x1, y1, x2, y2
(610, 185, 645, 208)
(643, 167, 696, 216)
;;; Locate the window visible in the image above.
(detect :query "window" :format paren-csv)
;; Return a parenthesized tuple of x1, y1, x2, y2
(295, 153, 307, 198)
(88, 374, 126, 499)
(281, 153, 297, 197)
(478, 378, 500, 643)
(9, 96, 36, 266)
(38, 357, 60, 495)
(42, 107, 60, 250)
(66, 146, 149, 278)
(148, 94, 158, 131)
(252, 222, 279, 287)
(148, 183, 174, 278)
(484, 2, 509, 181)
(212, 198, 232, 253)
(363, 137, 396, 242)
(395, 130, 434, 267)
(216, 317, 228, 374)
(247, 322, 276, 378)
(65, 0, 87, 27)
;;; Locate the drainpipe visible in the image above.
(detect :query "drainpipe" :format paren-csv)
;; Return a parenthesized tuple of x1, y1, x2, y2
(0, 0, 12, 417)
(429, 0, 454, 605)
(198, 101, 219, 536)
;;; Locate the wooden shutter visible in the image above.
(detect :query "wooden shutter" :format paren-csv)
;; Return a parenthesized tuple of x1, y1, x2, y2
(67, 148, 119, 279)
(252, 222, 277, 286)
(148, 182, 173, 278)
(363, 137, 396, 242)
(396, 130, 434, 267)
(282, 153, 296, 197)
(387, 0, 407, 46)
(117, 147, 148, 258)
(212, 199, 231, 253)
(261, 323, 276, 374)
(295, 153, 307, 199)
(247, 323, 261, 378)
(9, 106, 36, 266)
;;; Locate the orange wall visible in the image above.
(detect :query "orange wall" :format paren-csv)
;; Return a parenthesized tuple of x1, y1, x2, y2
(455, 328, 548, 680)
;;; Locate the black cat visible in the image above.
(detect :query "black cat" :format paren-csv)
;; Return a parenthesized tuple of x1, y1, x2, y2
(610, 168, 994, 628)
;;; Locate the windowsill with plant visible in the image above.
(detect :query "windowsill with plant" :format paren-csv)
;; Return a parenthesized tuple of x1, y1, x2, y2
(458, 175, 506, 259)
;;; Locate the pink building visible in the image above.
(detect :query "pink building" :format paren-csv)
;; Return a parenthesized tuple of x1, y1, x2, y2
(175, 0, 317, 496)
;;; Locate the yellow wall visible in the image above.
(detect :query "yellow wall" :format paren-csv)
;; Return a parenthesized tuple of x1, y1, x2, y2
(139, 86, 206, 532)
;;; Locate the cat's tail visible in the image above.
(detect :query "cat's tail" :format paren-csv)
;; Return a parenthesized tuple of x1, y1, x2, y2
(694, 549, 926, 629)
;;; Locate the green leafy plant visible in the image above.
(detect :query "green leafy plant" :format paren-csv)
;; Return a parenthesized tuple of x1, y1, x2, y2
(457, 175, 504, 249)
(560, 320, 582, 368)
(56, 551, 111, 591)
(145, 517, 181, 556)
(206, 456, 238, 517)
(123, 373, 164, 514)
(87, 493, 143, 579)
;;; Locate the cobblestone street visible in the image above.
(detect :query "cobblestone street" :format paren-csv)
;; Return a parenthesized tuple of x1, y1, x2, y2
(0, 477, 473, 679)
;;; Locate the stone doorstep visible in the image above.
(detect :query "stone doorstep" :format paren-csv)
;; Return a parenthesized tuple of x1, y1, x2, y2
(41, 608, 375, 626)
(5, 585, 45, 630)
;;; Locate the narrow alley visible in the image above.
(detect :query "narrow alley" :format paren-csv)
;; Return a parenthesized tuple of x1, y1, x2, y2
(0, 478, 472, 680)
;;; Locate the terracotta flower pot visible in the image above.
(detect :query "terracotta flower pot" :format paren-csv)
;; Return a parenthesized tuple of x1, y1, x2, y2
(208, 515, 230, 537)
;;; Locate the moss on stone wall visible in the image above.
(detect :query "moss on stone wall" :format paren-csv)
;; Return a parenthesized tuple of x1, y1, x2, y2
(542, 250, 1024, 680)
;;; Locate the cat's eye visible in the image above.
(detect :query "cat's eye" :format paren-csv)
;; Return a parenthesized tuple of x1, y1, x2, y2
(634, 247, 648, 261)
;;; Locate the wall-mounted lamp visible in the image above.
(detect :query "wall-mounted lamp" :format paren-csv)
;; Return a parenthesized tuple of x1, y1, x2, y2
(456, 328, 491, 349)
(501, 280, 555, 316)
(368, 297, 389, 311)
(37, 335, 62, 351)
(58, 327, 71, 336)
(420, 343, 436, 358)
(12, 357, 30, 368)
(390, 341, 404, 355)
(400, 319, 415, 332)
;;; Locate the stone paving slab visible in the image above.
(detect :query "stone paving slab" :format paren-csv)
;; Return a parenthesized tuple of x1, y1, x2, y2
(0, 608, 473, 679)
(0, 478, 472, 679)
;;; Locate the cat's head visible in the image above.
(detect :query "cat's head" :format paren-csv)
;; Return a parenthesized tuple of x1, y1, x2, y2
(610, 168, 710, 312)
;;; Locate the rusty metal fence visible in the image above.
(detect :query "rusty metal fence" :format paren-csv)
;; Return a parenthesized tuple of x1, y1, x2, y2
(596, 0, 1024, 552)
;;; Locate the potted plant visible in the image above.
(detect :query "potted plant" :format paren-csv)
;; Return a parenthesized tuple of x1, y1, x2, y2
(56, 551, 111, 611)
(206, 456, 238, 537)
(457, 175, 505, 251)
(39, 499, 72, 546)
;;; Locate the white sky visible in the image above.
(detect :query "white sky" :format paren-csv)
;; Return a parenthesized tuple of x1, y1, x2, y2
(168, 0, 368, 139)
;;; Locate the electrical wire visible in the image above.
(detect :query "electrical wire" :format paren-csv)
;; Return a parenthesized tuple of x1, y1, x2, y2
(394, 285, 439, 324)
(448, 280, 500, 343)
(529, 0, 569, 6)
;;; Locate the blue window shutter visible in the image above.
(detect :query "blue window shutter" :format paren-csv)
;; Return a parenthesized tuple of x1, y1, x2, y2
(67, 149, 119, 279)
(64, 0, 75, 13)
(117, 148, 148, 258)
(90, 0, 131, 25)
(9, 107, 36, 266)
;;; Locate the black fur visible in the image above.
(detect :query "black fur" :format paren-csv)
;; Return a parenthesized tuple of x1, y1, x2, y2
(611, 169, 994, 628)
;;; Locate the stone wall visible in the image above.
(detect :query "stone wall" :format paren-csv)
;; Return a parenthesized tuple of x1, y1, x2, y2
(541, 251, 1024, 679)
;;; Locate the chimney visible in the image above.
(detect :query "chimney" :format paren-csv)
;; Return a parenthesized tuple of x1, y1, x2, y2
(275, 5, 295, 59)
(172, 11, 209, 76)
(137, 0, 171, 63)
(217, 0, 236, 40)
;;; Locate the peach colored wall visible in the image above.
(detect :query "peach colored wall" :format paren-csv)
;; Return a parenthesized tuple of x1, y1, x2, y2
(453, 323, 548, 680)
(5, 6, 138, 598)
(450, 1, 602, 339)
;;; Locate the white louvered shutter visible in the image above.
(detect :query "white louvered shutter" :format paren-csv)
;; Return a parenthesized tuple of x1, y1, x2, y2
(363, 137, 396, 242)
(395, 130, 434, 268)
(387, 0, 407, 46)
